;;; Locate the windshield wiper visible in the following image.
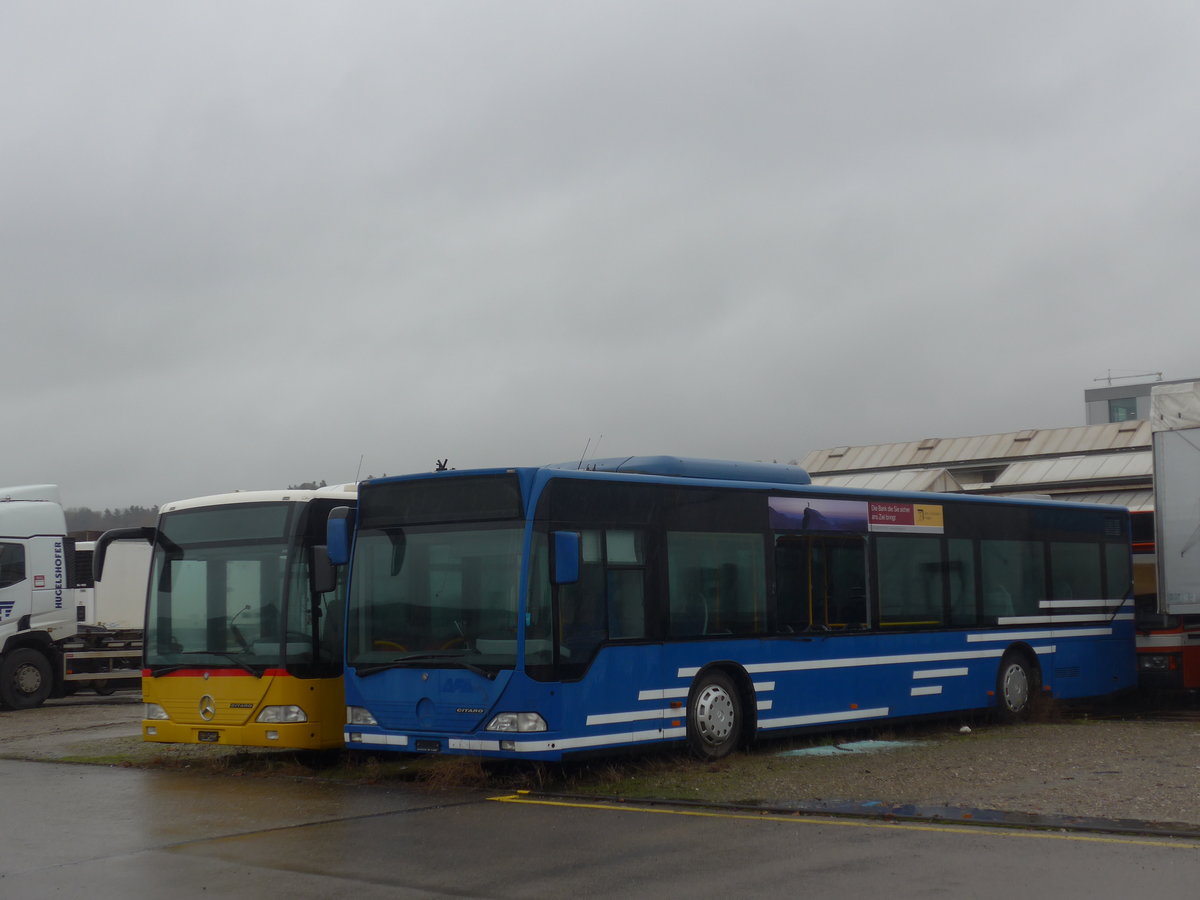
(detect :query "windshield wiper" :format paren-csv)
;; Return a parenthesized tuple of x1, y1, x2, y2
(355, 652, 497, 680)
(149, 652, 265, 678)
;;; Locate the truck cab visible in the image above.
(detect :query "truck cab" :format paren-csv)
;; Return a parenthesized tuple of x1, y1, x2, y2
(0, 485, 145, 709)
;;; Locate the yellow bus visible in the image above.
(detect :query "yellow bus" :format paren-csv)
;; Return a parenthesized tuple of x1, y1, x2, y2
(98, 485, 355, 750)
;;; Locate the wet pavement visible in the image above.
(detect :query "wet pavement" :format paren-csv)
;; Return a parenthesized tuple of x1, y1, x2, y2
(3, 757, 1198, 898)
(7, 694, 1200, 841)
(0, 757, 487, 897)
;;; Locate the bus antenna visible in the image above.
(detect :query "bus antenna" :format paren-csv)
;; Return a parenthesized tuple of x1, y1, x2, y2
(354, 454, 364, 482)
(577, 435, 603, 469)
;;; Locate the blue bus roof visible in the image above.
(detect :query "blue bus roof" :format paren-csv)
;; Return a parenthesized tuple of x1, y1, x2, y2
(546, 456, 813, 485)
(367, 458, 1126, 516)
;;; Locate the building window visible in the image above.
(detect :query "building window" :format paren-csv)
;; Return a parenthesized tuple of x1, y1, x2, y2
(1108, 397, 1138, 422)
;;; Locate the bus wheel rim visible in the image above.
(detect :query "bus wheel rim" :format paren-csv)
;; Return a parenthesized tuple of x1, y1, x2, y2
(695, 684, 735, 743)
(1002, 664, 1029, 711)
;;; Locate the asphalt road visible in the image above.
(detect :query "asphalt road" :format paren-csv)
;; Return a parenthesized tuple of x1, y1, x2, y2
(2, 756, 1198, 898)
(3, 694, 1200, 896)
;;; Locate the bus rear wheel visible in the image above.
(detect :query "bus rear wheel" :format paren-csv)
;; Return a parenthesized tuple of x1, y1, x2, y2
(996, 652, 1039, 721)
(687, 670, 742, 760)
(0, 648, 54, 710)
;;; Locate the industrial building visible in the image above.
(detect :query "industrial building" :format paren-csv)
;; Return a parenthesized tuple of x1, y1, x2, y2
(795, 376, 1198, 609)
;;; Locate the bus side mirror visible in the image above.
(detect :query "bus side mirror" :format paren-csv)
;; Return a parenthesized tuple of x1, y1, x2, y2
(326, 506, 355, 567)
(552, 531, 581, 585)
(94, 526, 156, 581)
(310, 546, 337, 595)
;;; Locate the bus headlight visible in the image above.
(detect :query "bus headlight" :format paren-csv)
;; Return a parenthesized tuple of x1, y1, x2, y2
(145, 703, 169, 721)
(347, 706, 378, 726)
(485, 712, 547, 733)
(256, 705, 308, 724)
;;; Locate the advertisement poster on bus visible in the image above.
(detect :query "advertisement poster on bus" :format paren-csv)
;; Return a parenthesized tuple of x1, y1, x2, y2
(768, 496, 944, 534)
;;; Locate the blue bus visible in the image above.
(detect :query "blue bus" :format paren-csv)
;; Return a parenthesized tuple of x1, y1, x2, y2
(327, 456, 1135, 761)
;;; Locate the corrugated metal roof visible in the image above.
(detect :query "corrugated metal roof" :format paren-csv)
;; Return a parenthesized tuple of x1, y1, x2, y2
(1050, 488, 1154, 511)
(809, 469, 965, 493)
(991, 451, 1153, 487)
(800, 421, 1151, 474)
(807, 475, 1153, 511)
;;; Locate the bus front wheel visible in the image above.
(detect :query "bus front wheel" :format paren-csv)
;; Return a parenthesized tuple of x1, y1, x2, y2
(687, 670, 742, 760)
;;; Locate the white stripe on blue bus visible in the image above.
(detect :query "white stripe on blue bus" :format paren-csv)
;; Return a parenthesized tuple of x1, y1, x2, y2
(967, 628, 1110, 642)
(344, 732, 409, 747)
(636, 681, 778, 701)
(913, 667, 969, 679)
(502, 727, 691, 754)
(1040, 599, 1129, 609)
(677, 644, 1058, 679)
(586, 708, 679, 726)
(758, 707, 890, 730)
(999, 614, 1122, 625)
(636, 688, 689, 701)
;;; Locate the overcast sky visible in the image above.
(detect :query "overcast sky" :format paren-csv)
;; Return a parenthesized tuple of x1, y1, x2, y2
(4, 2, 1199, 510)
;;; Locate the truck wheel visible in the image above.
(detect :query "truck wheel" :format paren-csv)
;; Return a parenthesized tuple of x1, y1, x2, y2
(0, 648, 54, 710)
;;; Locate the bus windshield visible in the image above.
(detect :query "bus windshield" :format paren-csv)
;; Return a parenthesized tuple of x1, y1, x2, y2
(146, 502, 340, 675)
(346, 524, 534, 672)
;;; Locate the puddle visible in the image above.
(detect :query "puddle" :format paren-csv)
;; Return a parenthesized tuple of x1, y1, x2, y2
(777, 740, 926, 757)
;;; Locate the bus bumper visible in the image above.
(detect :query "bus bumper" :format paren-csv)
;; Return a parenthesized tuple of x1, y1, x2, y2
(143, 719, 338, 750)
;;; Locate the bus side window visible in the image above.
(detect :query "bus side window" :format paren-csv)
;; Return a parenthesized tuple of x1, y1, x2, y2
(821, 537, 868, 629)
(559, 567, 607, 661)
(774, 539, 810, 632)
(947, 539, 978, 626)
(981, 540, 1045, 620)
(668, 532, 766, 636)
(876, 535, 944, 627)
(1050, 542, 1101, 602)
(606, 569, 645, 638)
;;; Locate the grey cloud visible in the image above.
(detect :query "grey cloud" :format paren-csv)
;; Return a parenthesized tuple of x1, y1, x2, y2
(3, 1, 1200, 508)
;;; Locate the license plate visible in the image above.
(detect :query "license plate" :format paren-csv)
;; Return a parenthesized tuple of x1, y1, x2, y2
(198, 731, 220, 743)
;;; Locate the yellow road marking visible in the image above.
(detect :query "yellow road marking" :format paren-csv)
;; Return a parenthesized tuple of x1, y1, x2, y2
(488, 793, 1200, 850)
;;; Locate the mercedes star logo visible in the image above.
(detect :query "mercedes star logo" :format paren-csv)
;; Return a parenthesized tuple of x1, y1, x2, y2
(199, 695, 216, 721)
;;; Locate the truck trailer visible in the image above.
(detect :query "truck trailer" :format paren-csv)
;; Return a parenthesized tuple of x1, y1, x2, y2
(0, 484, 149, 709)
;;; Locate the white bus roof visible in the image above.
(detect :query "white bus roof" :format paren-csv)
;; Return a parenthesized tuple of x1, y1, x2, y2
(160, 483, 357, 514)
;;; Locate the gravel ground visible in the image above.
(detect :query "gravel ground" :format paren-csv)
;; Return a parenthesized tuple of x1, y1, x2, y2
(6, 692, 1200, 829)
(614, 718, 1200, 827)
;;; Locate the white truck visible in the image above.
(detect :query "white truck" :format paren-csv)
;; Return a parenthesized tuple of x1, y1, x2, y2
(0, 484, 149, 709)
